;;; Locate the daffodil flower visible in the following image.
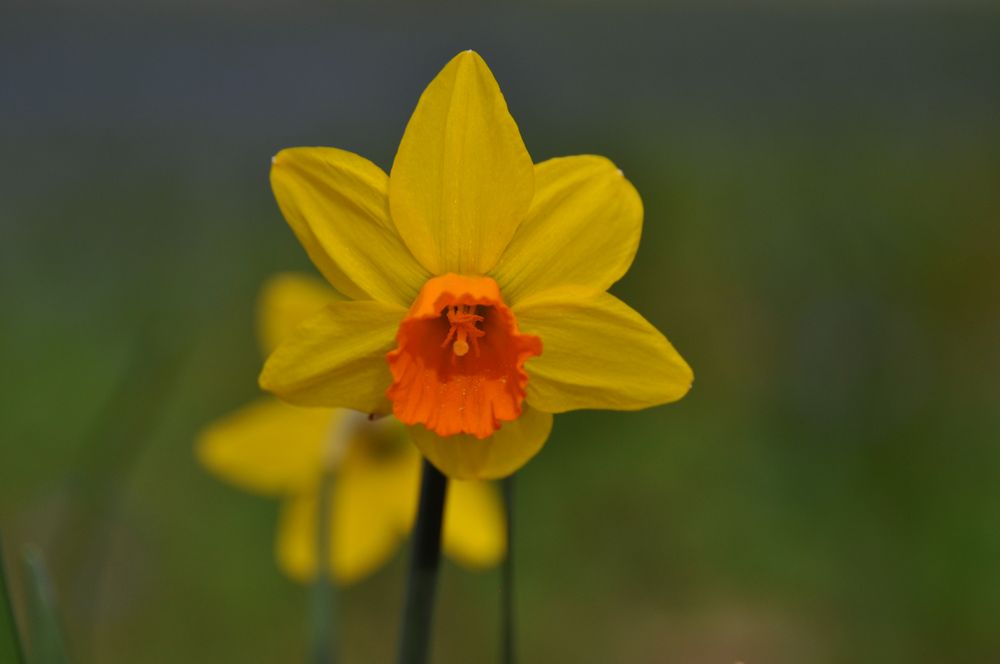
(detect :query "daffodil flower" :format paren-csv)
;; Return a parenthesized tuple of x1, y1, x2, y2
(260, 51, 693, 480)
(198, 274, 505, 583)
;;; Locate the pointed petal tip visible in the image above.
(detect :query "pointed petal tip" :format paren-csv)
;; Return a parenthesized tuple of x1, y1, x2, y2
(257, 365, 273, 393)
(193, 429, 213, 465)
(447, 49, 493, 78)
(257, 352, 286, 395)
(270, 147, 311, 170)
(270, 148, 298, 170)
(664, 358, 695, 404)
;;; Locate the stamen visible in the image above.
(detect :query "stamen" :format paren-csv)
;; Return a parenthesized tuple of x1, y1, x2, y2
(440, 305, 485, 358)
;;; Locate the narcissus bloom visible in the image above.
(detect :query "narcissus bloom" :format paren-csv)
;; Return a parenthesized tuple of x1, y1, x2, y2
(260, 50, 692, 480)
(199, 274, 504, 583)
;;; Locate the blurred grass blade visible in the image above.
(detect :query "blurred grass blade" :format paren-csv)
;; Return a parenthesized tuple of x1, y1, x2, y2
(21, 546, 70, 664)
(311, 472, 337, 664)
(54, 325, 188, 659)
(0, 534, 27, 664)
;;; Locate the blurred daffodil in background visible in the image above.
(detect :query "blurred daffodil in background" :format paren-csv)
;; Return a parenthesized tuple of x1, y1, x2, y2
(260, 50, 693, 480)
(197, 274, 504, 583)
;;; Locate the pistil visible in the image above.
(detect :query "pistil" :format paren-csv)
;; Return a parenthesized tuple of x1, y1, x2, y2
(441, 305, 485, 358)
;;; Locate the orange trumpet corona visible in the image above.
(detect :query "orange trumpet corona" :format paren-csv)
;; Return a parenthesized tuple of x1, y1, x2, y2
(386, 274, 542, 439)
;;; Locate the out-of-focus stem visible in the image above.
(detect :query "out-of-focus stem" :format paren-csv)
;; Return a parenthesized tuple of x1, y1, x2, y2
(311, 472, 336, 664)
(501, 475, 516, 664)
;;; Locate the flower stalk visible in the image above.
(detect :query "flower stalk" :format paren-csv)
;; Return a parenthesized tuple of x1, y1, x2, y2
(396, 460, 448, 664)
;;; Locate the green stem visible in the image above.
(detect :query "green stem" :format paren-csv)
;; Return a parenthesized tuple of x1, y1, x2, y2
(396, 460, 448, 664)
(501, 476, 516, 664)
(0, 534, 26, 664)
(310, 472, 336, 664)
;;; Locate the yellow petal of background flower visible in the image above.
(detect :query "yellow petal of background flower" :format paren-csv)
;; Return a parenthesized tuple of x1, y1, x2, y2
(344, 421, 425, 536)
(276, 444, 420, 584)
(274, 490, 389, 585)
(515, 288, 693, 413)
(275, 495, 323, 583)
(334, 449, 419, 583)
(197, 398, 334, 495)
(407, 406, 553, 480)
(257, 272, 340, 355)
(442, 480, 506, 568)
(389, 51, 534, 275)
(271, 147, 429, 306)
(259, 300, 403, 414)
(490, 155, 643, 305)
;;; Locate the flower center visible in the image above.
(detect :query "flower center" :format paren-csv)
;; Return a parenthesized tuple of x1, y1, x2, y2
(386, 274, 542, 440)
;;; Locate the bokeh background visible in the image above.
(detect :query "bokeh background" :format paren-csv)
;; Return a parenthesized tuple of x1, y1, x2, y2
(2, 2, 1000, 663)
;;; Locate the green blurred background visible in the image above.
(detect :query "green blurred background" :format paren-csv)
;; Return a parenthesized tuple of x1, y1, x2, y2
(2, 3, 1000, 662)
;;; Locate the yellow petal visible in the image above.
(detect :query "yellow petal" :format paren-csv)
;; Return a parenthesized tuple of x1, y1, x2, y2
(271, 147, 429, 306)
(259, 300, 403, 414)
(277, 476, 403, 583)
(407, 405, 553, 480)
(277, 441, 420, 584)
(276, 494, 321, 583)
(490, 156, 643, 305)
(389, 51, 534, 275)
(345, 420, 424, 533)
(196, 398, 334, 495)
(442, 480, 506, 568)
(334, 452, 419, 583)
(257, 272, 340, 355)
(514, 289, 693, 413)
